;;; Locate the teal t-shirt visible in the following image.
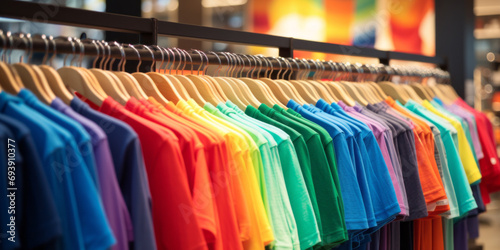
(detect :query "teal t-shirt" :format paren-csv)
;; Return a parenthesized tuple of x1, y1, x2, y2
(259, 104, 348, 247)
(227, 102, 320, 249)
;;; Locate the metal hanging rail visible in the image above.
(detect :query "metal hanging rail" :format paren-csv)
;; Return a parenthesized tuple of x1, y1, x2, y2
(0, 0, 447, 69)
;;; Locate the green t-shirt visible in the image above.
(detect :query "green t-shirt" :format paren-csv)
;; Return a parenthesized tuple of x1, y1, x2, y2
(259, 104, 348, 247)
(404, 100, 477, 217)
(205, 103, 300, 250)
(225, 102, 320, 249)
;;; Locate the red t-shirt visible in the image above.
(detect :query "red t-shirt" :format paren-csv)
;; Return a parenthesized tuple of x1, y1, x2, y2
(455, 98, 500, 203)
(124, 97, 218, 246)
(92, 96, 208, 249)
(142, 98, 245, 250)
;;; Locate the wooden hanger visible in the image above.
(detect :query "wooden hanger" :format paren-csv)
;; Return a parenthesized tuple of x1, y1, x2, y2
(167, 48, 207, 105)
(0, 62, 22, 94)
(90, 68, 129, 105)
(410, 83, 433, 100)
(0, 32, 23, 94)
(378, 81, 409, 104)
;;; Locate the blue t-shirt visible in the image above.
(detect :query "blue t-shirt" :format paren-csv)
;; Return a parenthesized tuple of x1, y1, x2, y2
(318, 100, 400, 224)
(287, 100, 369, 231)
(301, 103, 377, 228)
(0, 92, 85, 250)
(0, 114, 62, 249)
(70, 97, 156, 250)
(17, 90, 115, 250)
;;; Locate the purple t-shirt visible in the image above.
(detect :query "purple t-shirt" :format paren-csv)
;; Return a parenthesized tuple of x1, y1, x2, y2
(52, 98, 133, 250)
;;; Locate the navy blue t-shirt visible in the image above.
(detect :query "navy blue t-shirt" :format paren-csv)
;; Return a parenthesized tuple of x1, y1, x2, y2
(0, 114, 61, 249)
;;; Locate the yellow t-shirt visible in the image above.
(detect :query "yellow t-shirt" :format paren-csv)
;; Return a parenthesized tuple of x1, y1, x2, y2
(179, 99, 275, 248)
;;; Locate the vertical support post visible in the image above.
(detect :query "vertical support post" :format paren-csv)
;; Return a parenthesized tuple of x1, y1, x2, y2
(436, 0, 475, 100)
(178, 0, 203, 50)
(279, 37, 294, 58)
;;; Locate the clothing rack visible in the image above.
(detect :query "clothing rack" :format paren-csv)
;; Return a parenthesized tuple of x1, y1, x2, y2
(0, 0, 447, 70)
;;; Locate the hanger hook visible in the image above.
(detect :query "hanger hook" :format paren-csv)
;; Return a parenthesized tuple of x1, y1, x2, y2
(171, 48, 182, 75)
(257, 55, 268, 78)
(198, 50, 210, 75)
(112, 41, 125, 71)
(102, 42, 112, 70)
(95, 40, 105, 69)
(126, 44, 141, 72)
(180, 49, 192, 75)
(271, 57, 282, 79)
(167, 48, 177, 75)
(161, 47, 170, 73)
(137, 45, 155, 72)
(220, 52, 231, 77)
(239, 54, 249, 78)
(14, 33, 28, 63)
(263, 56, 273, 78)
(281, 58, 291, 80)
(208, 51, 221, 77)
(288, 58, 299, 80)
(0, 30, 5, 62)
(234, 53, 244, 78)
(153, 45, 164, 72)
(251, 55, 262, 79)
(191, 49, 203, 75)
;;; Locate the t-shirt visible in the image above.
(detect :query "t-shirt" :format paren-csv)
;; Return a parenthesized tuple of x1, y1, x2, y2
(145, 98, 245, 250)
(368, 102, 449, 215)
(0, 92, 85, 249)
(405, 100, 477, 216)
(226, 101, 320, 249)
(422, 100, 482, 184)
(19, 90, 115, 250)
(52, 97, 133, 250)
(317, 100, 400, 225)
(340, 100, 409, 217)
(205, 103, 299, 250)
(124, 98, 223, 248)
(0, 114, 62, 249)
(96, 97, 207, 249)
(257, 104, 347, 247)
(301, 103, 379, 229)
(355, 103, 428, 221)
(174, 99, 273, 249)
(71, 97, 156, 250)
(387, 99, 459, 219)
(286, 100, 369, 232)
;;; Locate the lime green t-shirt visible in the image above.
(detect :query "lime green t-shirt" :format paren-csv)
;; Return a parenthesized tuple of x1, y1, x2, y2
(205, 103, 300, 250)
(259, 104, 348, 247)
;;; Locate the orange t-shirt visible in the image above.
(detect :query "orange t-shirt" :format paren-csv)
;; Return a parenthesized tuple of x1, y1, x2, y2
(386, 98, 449, 215)
(141, 97, 245, 250)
